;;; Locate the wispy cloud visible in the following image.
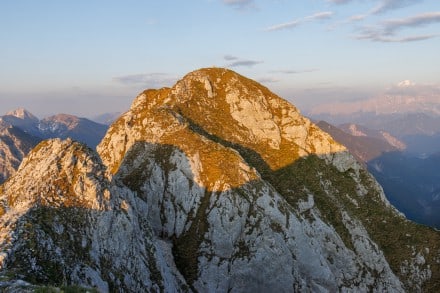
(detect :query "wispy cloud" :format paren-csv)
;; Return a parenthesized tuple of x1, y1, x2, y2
(349, 14, 367, 22)
(327, 13, 367, 31)
(265, 11, 333, 32)
(228, 60, 263, 67)
(271, 69, 319, 74)
(224, 55, 262, 68)
(382, 12, 440, 34)
(257, 77, 279, 83)
(224, 54, 239, 61)
(265, 20, 301, 32)
(371, 0, 418, 15)
(222, 0, 255, 9)
(305, 12, 334, 20)
(113, 73, 176, 88)
(355, 12, 440, 42)
(326, 0, 351, 4)
(327, 0, 419, 13)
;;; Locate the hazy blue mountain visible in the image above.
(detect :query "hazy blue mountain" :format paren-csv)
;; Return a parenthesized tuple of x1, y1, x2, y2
(91, 112, 122, 125)
(369, 152, 440, 229)
(0, 110, 108, 183)
(317, 120, 440, 229)
(38, 114, 108, 148)
(1, 110, 108, 149)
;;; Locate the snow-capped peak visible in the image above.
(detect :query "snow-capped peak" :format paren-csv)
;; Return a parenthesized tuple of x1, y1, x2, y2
(397, 80, 415, 88)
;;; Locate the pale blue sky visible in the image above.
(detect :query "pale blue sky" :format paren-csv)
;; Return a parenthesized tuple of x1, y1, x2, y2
(1, 0, 439, 118)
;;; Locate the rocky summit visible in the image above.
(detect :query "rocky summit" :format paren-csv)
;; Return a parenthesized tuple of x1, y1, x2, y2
(0, 120, 41, 184)
(1, 68, 439, 292)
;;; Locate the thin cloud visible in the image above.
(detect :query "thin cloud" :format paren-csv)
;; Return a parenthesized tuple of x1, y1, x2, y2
(349, 14, 367, 22)
(265, 20, 301, 32)
(327, 13, 367, 31)
(382, 35, 435, 42)
(228, 60, 263, 67)
(265, 11, 333, 32)
(224, 55, 239, 61)
(382, 12, 440, 34)
(328, 0, 420, 16)
(326, 0, 351, 3)
(327, 0, 417, 12)
(113, 73, 176, 88)
(355, 30, 436, 42)
(222, 0, 255, 9)
(257, 77, 279, 83)
(223, 55, 263, 68)
(371, 0, 418, 15)
(271, 69, 319, 74)
(355, 12, 440, 42)
(304, 12, 334, 21)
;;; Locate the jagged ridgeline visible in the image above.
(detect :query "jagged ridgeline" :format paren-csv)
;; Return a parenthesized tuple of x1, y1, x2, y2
(0, 68, 439, 292)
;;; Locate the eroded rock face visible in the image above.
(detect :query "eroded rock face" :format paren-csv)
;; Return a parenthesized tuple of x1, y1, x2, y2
(117, 142, 404, 292)
(0, 121, 41, 184)
(0, 139, 187, 292)
(1, 68, 439, 292)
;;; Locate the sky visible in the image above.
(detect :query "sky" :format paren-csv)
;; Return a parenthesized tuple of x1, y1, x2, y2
(1, 0, 439, 119)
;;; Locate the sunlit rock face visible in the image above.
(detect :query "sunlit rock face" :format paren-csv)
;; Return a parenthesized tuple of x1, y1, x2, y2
(0, 109, 107, 185)
(0, 139, 187, 292)
(1, 68, 439, 292)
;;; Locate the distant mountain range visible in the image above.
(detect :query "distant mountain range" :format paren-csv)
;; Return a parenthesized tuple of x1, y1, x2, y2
(312, 111, 440, 136)
(316, 121, 404, 163)
(1, 108, 108, 148)
(309, 94, 440, 117)
(91, 112, 122, 125)
(309, 91, 440, 228)
(0, 109, 109, 183)
(317, 121, 440, 229)
(37, 114, 108, 148)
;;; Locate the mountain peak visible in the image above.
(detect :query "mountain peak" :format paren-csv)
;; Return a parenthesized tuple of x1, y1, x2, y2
(9, 138, 106, 209)
(97, 67, 439, 291)
(5, 108, 38, 121)
(100, 67, 346, 179)
(41, 114, 81, 130)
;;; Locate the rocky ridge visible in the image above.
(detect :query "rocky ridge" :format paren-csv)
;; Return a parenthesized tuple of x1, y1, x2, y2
(0, 120, 41, 184)
(1, 68, 439, 291)
(0, 139, 186, 292)
(0, 111, 108, 183)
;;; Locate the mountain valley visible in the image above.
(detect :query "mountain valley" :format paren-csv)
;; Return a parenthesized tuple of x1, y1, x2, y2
(314, 116, 440, 229)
